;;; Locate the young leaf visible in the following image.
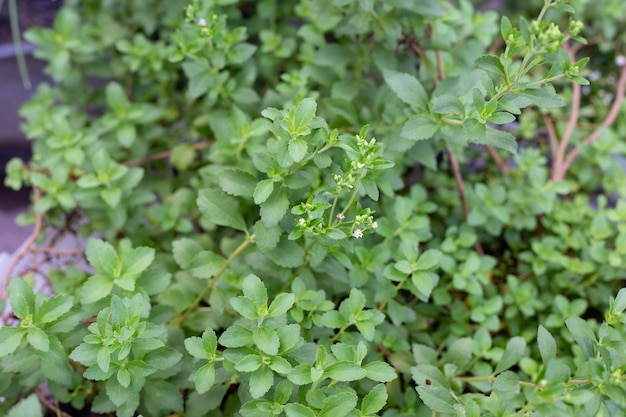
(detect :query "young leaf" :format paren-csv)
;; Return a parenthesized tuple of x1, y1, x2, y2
(318, 391, 358, 417)
(361, 384, 388, 416)
(383, 70, 429, 111)
(324, 361, 366, 381)
(267, 293, 296, 317)
(0, 327, 26, 356)
(197, 188, 248, 232)
(8, 278, 35, 320)
(416, 386, 457, 414)
(401, 115, 439, 141)
(253, 326, 280, 355)
(414, 249, 442, 271)
(537, 325, 557, 364)
(219, 169, 258, 197)
(254, 179, 274, 205)
(363, 361, 397, 382)
(219, 325, 254, 347)
(495, 336, 526, 373)
(80, 275, 115, 304)
(27, 326, 50, 352)
(7, 393, 43, 417)
(292, 98, 317, 135)
(249, 365, 274, 398)
(35, 295, 74, 324)
(85, 238, 118, 274)
(565, 317, 596, 359)
(243, 274, 269, 307)
(284, 403, 316, 417)
(231, 296, 259, 321)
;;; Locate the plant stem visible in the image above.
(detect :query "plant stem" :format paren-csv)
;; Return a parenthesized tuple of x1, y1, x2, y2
(174, 233, 256, 326)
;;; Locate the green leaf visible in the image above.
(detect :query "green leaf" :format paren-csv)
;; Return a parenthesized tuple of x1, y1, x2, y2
(171, 238, 203, 269)
(80, 274, 115, 304)
(267, 237, 305, 268)
(292, 98, 317, 135)
(284, 403, 316, 417)
(188, 251, 225, 279)
(219, 169, 258, 197)
(8, 278, 35, 320)
(106, 82, 129, 112)
(401, 115, 439, 141)
(170, 143, 196, 171)
(537, 325, 556, 364)
(86, 238, 118, 274)
(495, 336, 526, 373)
(383, 70, 429, 111)
(253, 221, 282, 252)
(363, 360, 397, 382)
(565, 317, 596, 359)
(7, 393, 43, 417)
(0, 327, 26, 356)
(444, 337, 472, 370)
(324, 361, 366, 381)
(197, 188, 248, 232)
(27, 326, 50, 352)
(260, 188, 289, 227)
(415, 249, 442, 271)
(475, 55, 506, 78)
(318, 391, 358, 417)
(254, 326, 280, 355)
(231, 296, 259, 321)
(235, 354, 263, 372)
(416, 386, 457, 414)
(288, 363, 313, 385)
(219, 325, 253, 347)
(249, 365, 274, 398)
(289, 138, 308, 162)
(120, 246, 155, 278)
(116, 123, 136, 148)
(194, 363, 216, 394)
(254, 179, 275, 205)
(361, 384, 388, 416)
(412, 272, 435, 300)
(243, 274, 268, 307)
(35, 295, 74, 324)
(268, 293, 295, 317)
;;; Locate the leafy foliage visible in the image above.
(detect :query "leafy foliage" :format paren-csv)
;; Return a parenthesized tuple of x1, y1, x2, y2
(3, 0, 626, 416)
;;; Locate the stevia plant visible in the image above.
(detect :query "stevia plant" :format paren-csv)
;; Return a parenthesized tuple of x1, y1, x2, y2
(2, 0, 626, 416)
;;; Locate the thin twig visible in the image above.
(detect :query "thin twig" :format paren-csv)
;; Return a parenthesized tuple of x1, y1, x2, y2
(436, 50, 445, 82)
(542, 114, 560, 159)
(35, 387, 73, 417)
(560, 63, 626, 177)
(551, 42, 581, 182)
(1, 187, 44, 300)
(486, 146, 509, 175)
(123, 141, 213, 167)
(30, 247, 85, 256)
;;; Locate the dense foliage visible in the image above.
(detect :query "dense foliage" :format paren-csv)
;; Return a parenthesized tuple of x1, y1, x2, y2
(3, 0, 626, 416)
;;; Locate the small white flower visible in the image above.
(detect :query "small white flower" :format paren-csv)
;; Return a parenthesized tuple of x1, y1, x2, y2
(336, 213, 345, 220)
(298, 218, 306, 226)
(198, 18, 207, 27)
(616, 55, 626, 67)
(352, 229, 363, 239)
(371, 222, 378, 229)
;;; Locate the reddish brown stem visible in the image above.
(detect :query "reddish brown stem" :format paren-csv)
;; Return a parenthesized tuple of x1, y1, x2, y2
(123, 141, 212, 167)
(1, 187, 44, 300)
(559, 64, 626, 178)
(486, 146, 509, 175)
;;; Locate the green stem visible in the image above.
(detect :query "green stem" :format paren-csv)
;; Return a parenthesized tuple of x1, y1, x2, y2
(8, 0, 31, 89)
(174, 233, 256, 326)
